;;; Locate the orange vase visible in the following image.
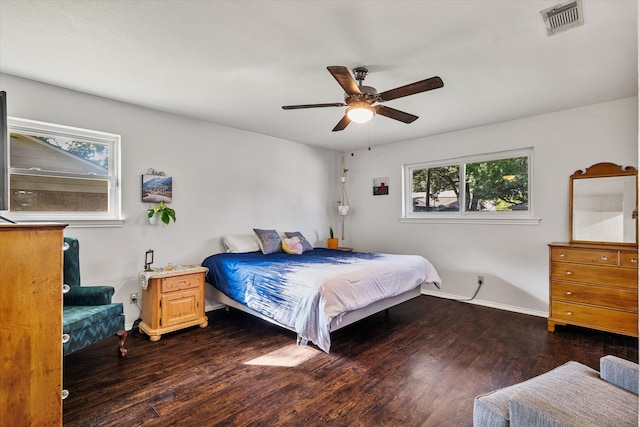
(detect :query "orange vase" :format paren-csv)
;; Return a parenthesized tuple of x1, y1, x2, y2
(327, 238, 339, 249)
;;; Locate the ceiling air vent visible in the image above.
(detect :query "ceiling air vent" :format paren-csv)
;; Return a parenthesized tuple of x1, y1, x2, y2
(540, 0, 583, 36)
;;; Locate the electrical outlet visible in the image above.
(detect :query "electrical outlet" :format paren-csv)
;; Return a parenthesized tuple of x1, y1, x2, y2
(477, 275, 484, 285)
(130, 292, 138, 304)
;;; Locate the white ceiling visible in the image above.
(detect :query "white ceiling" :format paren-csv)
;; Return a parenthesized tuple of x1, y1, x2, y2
(0, 1, 637, 151)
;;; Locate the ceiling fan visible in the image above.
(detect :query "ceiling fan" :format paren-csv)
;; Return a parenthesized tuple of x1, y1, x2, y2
(282, 66, 444, 132)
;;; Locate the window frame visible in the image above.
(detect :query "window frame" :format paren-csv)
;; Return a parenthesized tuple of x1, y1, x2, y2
(6, 117, 123, 227)
(401, 148, 540, 225)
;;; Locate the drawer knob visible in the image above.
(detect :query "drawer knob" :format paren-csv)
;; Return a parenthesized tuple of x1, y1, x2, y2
(565, 271, 573, 275)
(62, 333, 70, 344)
(565, 291, 572, 295)
(62, 389, 69, 400)
(632, 258, 638, 263)
(559, 252, 566, 257)
(566, 311, 573, 316)
(601, 256, 608, 261)
(62, 284, 71, 294)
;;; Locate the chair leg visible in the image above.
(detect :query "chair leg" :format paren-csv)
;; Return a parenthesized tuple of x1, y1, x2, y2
(116, 330, 128, 358)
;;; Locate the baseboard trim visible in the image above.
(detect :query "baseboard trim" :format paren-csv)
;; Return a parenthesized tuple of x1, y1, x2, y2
(421, 289, 548, 318)
(126, 293, 547, 331)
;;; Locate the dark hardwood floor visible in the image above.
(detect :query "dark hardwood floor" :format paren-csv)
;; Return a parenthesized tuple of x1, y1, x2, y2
(63, 296, 638, 426)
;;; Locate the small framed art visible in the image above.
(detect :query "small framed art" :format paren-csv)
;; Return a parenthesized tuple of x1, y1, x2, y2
(142, 174, 173, 203)
(373, 177, 389, 196)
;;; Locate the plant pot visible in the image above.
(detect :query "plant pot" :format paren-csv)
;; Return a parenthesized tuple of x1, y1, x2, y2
(327, 238, 339, 249)
(148, 211, 158, 225)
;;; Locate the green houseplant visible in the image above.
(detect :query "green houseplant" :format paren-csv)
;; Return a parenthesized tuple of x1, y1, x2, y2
(147, 201, 176, 225)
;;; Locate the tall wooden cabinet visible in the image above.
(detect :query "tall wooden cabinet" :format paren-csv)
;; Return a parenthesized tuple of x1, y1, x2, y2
(0, 223, 67, 426)
(548, 242, 638, 337)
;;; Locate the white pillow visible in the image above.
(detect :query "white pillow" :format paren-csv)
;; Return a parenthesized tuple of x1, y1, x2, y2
(222, 234, 261, 253)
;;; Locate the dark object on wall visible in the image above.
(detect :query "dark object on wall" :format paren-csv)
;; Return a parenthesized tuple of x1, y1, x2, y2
(373, 177, 389, 196)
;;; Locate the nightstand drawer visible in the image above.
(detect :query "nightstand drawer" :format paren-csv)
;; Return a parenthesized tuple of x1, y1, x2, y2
(551, 301, 638, 335)
(550, 262, 638, 288)
(161, 272, 203, 293)
(620, 252, 639, 268)
(550, 247, 618, 265)
(550, 281, 638, 311)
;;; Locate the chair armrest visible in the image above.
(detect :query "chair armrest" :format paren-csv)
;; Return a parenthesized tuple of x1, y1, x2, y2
(64, 286, 115, 306)
(600, 355, 639, 395)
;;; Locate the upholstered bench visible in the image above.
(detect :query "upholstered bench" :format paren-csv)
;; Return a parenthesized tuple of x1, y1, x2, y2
(473, 355, 638, 427)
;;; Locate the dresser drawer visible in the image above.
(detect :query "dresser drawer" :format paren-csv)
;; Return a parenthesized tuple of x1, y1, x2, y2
(551, 301, 638, 336)
(620, 252, 639, 268)
(551, 262, 638, 289)
(160, 272, 203, 293)
(550, 247, 618, 265)
(550, 281, 638, 311)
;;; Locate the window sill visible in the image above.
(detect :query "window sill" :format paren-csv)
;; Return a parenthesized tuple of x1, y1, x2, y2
(399, 216, 542, 225)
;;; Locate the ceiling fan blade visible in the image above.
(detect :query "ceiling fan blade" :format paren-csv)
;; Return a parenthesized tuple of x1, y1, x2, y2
(332, 114, 351, 132)
(282, 102, 345, 110)
(327, 66, 361, 96)
(378, 76, 444, 102)
(374, 105, 419, 123)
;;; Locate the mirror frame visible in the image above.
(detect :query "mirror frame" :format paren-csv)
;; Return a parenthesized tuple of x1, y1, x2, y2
(569, 162, 638, 245)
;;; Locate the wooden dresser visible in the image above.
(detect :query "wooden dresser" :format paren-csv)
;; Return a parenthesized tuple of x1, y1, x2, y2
(0, 223, 67, 426)
(548, 242, 638, 337)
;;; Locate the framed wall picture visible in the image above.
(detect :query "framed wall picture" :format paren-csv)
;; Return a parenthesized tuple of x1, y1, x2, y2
(373, 177, 389, 196)
(142, 174, 173, 203)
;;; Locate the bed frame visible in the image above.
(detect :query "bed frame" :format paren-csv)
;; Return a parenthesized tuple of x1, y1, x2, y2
(206, 283, 421, 346)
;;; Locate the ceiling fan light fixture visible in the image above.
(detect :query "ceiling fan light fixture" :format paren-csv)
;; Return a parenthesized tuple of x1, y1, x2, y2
(347, 105, 374, 123)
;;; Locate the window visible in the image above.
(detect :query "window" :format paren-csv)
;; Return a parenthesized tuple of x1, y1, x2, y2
(403, 148, 537, 224)
(6, 117, 122, 225)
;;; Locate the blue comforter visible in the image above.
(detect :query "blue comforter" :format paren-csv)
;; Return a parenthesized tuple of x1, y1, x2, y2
(202, 248, 441, 352)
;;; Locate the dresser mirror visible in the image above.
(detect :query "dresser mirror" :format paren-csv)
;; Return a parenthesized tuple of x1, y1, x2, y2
(570, 162, 637, 245)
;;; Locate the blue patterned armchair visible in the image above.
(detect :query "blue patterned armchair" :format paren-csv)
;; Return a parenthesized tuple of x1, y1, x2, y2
(63, 237, 127, 357)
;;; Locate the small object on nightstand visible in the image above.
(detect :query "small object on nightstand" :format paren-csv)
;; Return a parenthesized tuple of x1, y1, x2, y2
(337, 247, 353, 252)
(144, 249, 154, 271)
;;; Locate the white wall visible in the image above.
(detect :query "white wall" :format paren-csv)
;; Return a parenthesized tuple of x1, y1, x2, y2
(3, 72, 637, 323)
(1, 73, 338, 327)
(340, 97, 638, 316)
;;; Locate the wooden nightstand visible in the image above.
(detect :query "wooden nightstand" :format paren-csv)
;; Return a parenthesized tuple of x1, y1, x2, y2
(139, 266, 208, 341)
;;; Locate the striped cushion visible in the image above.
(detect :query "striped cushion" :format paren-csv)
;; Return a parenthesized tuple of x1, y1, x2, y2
(473, 361, 638, 427)
(600, 355, 639, 394)
(63, 303, 124, 356)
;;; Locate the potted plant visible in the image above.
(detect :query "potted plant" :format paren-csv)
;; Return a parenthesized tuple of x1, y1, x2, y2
(327, 226, 339, 249)
(147, 201, 176, 225)
(340, 167, 349, 183)
(337, 200, 349, 216)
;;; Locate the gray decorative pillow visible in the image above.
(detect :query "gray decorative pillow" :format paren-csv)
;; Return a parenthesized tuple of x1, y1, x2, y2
(253, 229, 282, 254)
(284, 231, 313, 252)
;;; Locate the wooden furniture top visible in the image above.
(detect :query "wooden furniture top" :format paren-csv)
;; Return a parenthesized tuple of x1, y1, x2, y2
(0, 222, 67, 230)
(549, 242, 638, 251)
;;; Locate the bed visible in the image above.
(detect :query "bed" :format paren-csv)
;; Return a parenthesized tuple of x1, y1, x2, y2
(202, 240, 441, 353)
